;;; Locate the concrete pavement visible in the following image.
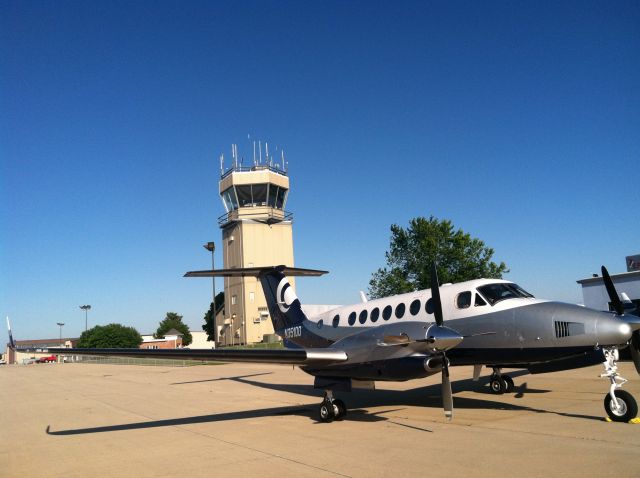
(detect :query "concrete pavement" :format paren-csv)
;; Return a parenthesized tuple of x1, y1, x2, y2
(1, 361, 639, 477)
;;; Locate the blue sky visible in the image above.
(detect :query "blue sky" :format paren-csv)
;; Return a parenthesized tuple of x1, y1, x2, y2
(2, 1, 639, 343)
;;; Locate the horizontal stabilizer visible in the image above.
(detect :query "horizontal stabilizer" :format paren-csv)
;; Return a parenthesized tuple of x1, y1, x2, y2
(44, 347, 347, 365)
(184, 265, 328, 278)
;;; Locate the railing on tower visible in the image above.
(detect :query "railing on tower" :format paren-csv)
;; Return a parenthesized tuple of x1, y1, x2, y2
(220, 163, 288, 180)
(218, 208, 293, 227)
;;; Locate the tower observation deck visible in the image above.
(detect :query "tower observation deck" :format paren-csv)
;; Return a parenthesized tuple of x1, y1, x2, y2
(218, 163, 292, 228)
(216, 143, 295, 346)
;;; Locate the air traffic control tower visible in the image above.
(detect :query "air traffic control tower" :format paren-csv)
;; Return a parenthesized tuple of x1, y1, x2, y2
(217, 143, 294, 345)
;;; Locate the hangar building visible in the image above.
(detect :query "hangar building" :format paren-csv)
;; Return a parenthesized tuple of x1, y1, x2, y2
(577, 255, 640, 315)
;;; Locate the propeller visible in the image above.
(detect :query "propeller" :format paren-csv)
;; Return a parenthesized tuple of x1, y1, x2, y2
(430, 262, 455, 421)
(601, 265, 640, 374)
(601, 266, 624, 315)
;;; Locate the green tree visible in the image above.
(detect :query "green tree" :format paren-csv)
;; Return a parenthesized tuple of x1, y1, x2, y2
(202, 292, 225, 342)
(369, 216, 508, 298)
(155, 312, 192, 346)
(77, 323, 142, 348)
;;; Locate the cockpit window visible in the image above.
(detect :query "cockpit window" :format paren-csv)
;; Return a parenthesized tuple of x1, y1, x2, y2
(477, 283, 534, 305)
(474, 294, 487, 306)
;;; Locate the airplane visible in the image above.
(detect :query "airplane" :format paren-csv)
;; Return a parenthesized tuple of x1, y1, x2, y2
(8, 264, 640, 423)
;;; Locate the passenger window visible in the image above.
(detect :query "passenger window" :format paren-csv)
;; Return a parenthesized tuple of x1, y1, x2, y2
(370, 307, 380, 322)
(332, 314, 340, 327)
(359, 309, 368, 324)
(475, 294, 487, 306)
(382, 305, 392, 320)
(410, 299, 421, 316)
(425, 298, 434, 314)
(348, 312, 356, 326)
(317, 319, 323, 329)
(456, 292, 472, 309)
(395, 303, 406, 319)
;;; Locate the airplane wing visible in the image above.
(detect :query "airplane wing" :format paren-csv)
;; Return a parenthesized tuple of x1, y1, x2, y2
(43, 347, 347, 366)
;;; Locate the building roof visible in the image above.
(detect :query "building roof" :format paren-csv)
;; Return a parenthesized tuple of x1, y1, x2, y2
(577, 270, 640, 285)
(12, 338, 78, 348)
(163, 328, 184, 337)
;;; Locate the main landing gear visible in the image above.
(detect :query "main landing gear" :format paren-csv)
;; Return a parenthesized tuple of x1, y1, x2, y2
(318, 390, 347, 423)
(489, 368, 514, 394)
(601, 347, 638, 422)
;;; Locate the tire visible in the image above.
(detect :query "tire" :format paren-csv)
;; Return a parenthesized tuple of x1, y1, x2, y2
(490, 378, 505, 394)
(319, 403, 334, 423)
(604, 390, 638, 422)
(503, 376, 514, 393)
(333, 399, 347, 420)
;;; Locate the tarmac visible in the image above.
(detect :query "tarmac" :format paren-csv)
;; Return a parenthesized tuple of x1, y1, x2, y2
(1, 360, 639, 478)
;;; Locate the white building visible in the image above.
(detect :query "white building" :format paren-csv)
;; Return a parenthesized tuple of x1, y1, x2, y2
(577, 270, 640, 314)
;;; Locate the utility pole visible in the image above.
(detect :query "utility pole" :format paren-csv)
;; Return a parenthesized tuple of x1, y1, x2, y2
(203, 242, 218, 344)
(56, 322, 64, 346)
(79, 305, 91, 332)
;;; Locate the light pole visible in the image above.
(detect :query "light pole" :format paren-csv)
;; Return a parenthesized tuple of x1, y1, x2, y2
(203, 242, 218, 344)
(56, 322, 64, 346)
(79, 305, 91, 331)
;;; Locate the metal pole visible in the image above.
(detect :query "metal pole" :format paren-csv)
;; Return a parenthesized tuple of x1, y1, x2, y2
(212, 248, 217, 344)
(80, 305, 91, 332)
(57, 322, 64, 346)
(203, 242, 217, 344)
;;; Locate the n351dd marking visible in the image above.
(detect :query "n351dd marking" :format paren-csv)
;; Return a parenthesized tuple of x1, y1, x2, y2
(284, 326, 302, 339)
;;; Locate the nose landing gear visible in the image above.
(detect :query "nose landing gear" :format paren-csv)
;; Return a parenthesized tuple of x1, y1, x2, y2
(601, 347, 638, 422)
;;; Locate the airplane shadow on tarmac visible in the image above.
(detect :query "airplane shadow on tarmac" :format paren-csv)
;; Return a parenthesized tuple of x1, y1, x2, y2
(45, 370, 603, 436)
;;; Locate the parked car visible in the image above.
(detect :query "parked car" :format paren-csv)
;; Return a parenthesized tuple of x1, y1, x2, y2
(36, 355, 57, 363)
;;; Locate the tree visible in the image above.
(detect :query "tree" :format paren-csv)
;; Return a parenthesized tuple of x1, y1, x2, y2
(369, 216, 508, 298)
(155, 312, 192, 346)
(77, 324, 142, 348)
(202, 292, 225, 342)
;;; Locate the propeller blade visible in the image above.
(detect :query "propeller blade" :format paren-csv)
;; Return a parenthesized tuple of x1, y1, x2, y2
(430, 263, 444, 327)
(630, 331, 640, 375)
(441, 358, 453, 421)
(601, 266, 624, 315)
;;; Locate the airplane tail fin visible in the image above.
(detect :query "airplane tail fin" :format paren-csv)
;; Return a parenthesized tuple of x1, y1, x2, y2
(185, 266, 329, 345)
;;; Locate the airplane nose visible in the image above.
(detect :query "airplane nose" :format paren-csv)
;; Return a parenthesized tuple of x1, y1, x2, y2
(596, 315, 633, 345)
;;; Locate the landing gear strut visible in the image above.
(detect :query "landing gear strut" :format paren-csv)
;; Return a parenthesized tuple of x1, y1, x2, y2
(489, 368, 514, 394)
(601, 347, 638, 422)
(318, 390, 347, 423)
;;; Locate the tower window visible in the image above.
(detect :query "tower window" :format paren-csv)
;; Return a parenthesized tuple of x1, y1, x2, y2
(236, 185, 253, 207)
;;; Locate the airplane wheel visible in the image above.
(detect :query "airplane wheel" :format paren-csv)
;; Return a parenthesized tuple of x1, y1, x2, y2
(333, 399, 347, 420)
(490, 377, 506, 394)
(319, 403, 335, 423)
(503, 375, 514, 393)
(604, 390, 638, 422)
